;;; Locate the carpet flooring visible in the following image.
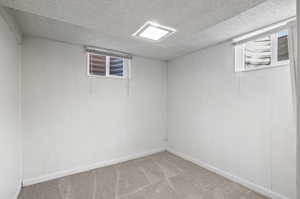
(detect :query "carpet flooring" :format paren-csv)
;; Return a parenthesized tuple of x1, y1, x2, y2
(18, 152, 268, 199)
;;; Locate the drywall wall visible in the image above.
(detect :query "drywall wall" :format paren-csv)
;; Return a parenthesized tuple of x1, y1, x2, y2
(21, 37, 167, 183)
(0, 8, 22, 199)
(167, 42, 296, 199)
(297, 4, 300, 199)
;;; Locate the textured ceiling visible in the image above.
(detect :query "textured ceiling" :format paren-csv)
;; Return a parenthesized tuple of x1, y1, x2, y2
(0, 0, 296, 60)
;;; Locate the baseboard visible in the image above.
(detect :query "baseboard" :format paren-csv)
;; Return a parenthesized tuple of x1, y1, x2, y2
(23, 148, 165, 186)
(13, 182, 22, 199)
(167, 147, 290, 199)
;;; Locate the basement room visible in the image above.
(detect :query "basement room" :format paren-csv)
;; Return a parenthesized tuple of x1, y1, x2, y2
(0, 0, 299, 199)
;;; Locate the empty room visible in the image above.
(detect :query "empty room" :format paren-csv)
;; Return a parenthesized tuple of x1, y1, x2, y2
(0, 0, 299, 199)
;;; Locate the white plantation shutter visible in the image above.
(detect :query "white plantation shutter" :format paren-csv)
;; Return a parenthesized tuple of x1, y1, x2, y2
(234, 18, 295, 72)
(244, 36, 272, 69)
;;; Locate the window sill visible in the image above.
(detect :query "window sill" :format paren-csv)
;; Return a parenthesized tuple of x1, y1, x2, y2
(243, 61, 289, 72)
(87, 74, 127, 79)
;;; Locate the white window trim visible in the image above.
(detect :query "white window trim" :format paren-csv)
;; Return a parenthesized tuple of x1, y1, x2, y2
(86, 52, 131, 79)
(234, 30, 290, 72)
(237, 61, 289, 72)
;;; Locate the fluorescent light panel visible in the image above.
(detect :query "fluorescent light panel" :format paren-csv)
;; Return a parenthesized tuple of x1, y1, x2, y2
(132, 21, 176, 41)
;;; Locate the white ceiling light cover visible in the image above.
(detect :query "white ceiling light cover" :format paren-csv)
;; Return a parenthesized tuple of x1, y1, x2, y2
(3, 0, 295, 60)
(132, 21, 176, 41)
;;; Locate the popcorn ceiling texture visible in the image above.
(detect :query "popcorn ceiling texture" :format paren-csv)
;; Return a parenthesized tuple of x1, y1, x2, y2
(0, 0, 295, 60)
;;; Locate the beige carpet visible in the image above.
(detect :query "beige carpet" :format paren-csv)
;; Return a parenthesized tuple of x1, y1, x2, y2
(18, 152, 268, 199)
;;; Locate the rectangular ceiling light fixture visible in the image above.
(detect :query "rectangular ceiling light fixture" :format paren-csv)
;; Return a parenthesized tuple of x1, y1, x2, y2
(132, 21, 176, 41)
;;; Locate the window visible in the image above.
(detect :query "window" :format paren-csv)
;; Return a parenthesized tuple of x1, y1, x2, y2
(88, 54, 106, 76)
(277, 31, 289, 61)
(109, 56, 124, 76)
(235, 30, 289, 72)
(87, 52, 131, 78)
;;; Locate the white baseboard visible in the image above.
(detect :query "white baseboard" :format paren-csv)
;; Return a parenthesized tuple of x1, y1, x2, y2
(23, 148, 165, 186)
(167, 147, 290, 199)
(22, 147, 291, 199)
(13, 182, 22, 199)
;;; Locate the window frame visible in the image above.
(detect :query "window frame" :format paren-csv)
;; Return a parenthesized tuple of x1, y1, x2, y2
(86, 52, 130, 79)
(235, 29, 290, 72)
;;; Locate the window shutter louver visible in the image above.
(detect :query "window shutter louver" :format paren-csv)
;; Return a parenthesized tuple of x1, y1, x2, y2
(244, 36, 272, 68)
(109, 57, 124, 76)
(89, 54, 106, 76)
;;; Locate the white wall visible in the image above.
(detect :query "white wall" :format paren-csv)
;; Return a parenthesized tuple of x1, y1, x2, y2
(167, 42, 296, 199)
(297, 3, 300, 199)
(21, 37, 167, 182)
(0, 9, 22, 199)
